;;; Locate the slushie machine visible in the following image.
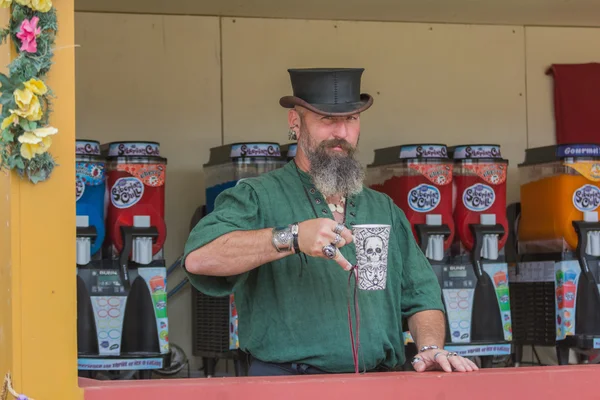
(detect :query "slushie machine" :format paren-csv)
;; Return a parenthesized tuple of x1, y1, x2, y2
(76, 140, 170, 378)
(367, 144, 513, 368)
(514, 143, 600, 365)
(192, 142, 286, 376)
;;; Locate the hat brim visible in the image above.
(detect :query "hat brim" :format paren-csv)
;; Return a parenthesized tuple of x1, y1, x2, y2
(279, 93, 373, 117)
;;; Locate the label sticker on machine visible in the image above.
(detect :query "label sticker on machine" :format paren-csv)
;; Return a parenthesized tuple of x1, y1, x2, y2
(78, 358, 163, 371)
(408, 163, 452, 185)
(558, 144, 600, 158)
(76, 140, 101, 155)
(76, 162, 105, 186)
(453, 145, 502, 160)
(109, 142, 160, 157)
(565, 161, 600, 182)
(400, 145, 448, 159)
(444, 344, 511, 357)
(572, 184, 600, 212)
(110, 177, 144, 209)
(462, 183, 495, 212)
(117, 164, 165, 187)
(463, 163, 507, 185)
(76, 177, 85, 202)
(408, 184, 441, 212)
(230, 143, 281, 158)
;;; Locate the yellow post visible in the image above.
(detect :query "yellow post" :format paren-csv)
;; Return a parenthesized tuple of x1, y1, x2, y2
(0, 0, 81, 399)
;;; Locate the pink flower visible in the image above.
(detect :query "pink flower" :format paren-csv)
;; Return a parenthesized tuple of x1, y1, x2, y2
(16, 17, 41, 53)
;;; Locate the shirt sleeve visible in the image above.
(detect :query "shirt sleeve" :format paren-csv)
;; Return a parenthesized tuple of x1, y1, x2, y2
(392, 200, 446, 318)
(182, 181, 264, 297)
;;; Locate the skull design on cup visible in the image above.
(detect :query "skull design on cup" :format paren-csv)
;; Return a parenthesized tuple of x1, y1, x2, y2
(353, 226, 390, 291)
(365, 236, 383, 263)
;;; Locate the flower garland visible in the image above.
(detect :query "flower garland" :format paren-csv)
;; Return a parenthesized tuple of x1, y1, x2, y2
(0, 0, 57, 184)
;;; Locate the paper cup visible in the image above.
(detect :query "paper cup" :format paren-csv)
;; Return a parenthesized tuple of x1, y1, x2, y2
(353, 224, 391, 291)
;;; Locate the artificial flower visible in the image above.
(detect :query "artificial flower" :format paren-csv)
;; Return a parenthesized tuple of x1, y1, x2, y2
(16, 17, 41, 53)
(32, 126, 57, 137)
(1, 113, 18, 130)
(18, 131, 41, 144)
(13, 97, 43, 121)
(14, 0, 30, 6)
(0, 0, 12, 8)
(17, 126, 56, 159)
(31, 0, 51, 12)
(14, 88, 33, 109)
(13, 89, 43, 121)
(23, 78, 47, 95)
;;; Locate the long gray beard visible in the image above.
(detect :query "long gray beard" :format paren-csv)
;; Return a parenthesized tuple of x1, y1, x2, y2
(301, 135, 365, 198)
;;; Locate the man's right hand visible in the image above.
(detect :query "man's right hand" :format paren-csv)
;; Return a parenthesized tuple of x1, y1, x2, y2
(297, 218, 354, 271)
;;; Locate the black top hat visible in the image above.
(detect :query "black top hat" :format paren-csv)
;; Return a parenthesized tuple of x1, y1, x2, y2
(279, 68, 373, 116)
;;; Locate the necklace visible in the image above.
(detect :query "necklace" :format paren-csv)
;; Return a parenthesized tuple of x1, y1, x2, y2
(327, 197, 346, 214)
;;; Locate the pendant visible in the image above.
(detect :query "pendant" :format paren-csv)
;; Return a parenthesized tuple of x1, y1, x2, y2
(328, 203, 344, 213)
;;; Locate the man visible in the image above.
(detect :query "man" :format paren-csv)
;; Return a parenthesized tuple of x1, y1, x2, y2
(184, 68, 478, 376)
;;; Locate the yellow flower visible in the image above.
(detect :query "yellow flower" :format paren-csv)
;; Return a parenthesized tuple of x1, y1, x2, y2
(14, 0, 30, 5)
(1, 113, 18, 130)
(33, 126, 58, 137)
(23, 78, 47, 95)
(18, 132, 42, 144)
(13, 91, 43, 121)
(14, 88, 34, 109)
(0, 0, 12, 8)
(31, 0, 51, 12)
(17, 126, 57, 160)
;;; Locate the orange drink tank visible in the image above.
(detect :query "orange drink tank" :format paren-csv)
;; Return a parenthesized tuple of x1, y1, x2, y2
(518, 144, 600, 254)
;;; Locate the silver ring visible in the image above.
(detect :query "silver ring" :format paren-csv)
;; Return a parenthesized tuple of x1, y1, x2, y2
(446, 352, 458, 358)
(411, 356, 422, 365)
(433, 351, 444, 360)
(333, 234, 341, 245)
(322, 244, 337, 259)
(333, 223, 345, 234)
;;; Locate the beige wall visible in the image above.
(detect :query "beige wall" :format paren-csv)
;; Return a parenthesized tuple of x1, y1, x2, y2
(75, 12, 222, 372)
(75, 13, 600, 371)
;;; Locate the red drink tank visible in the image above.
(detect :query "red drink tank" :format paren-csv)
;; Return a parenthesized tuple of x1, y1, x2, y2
(451, 144, 509, 255)
(366, 144, 454, 257)
(104, 141, 167, 260)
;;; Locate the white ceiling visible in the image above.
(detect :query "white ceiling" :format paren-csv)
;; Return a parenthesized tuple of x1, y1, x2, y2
(75, 0, 600, 27)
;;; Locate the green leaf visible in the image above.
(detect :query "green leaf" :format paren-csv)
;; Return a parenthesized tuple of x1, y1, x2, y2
(0, 73, 13, 91)
(2, 128, 14, 142)
(19, 118, 31, 131)
(15, 157, 24, 170)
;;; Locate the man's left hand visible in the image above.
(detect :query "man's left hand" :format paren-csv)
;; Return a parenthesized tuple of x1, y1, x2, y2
(411, 349, 479, 373)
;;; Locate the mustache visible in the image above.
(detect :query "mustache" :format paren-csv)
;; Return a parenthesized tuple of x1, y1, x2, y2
(318, 138, 354, 152)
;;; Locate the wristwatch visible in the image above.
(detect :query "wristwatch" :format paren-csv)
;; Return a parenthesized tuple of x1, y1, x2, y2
(272, 225, 293, 252)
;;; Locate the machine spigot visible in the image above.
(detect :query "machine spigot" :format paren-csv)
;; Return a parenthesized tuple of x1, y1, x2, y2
(414, 214, 451, 262)
(76, 215, 97, 266)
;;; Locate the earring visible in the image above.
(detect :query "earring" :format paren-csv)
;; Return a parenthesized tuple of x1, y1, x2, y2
(288, 129, 297, 141)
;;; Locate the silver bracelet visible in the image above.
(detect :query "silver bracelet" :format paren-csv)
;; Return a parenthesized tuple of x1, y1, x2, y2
(418, 345, 439, 353)
(272, 225, 293, 253)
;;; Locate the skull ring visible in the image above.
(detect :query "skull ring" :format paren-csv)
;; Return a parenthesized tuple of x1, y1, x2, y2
(322, 244, 337, 259)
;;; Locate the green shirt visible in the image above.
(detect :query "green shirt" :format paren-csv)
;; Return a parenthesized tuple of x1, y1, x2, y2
(183, 160, 445, 372)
